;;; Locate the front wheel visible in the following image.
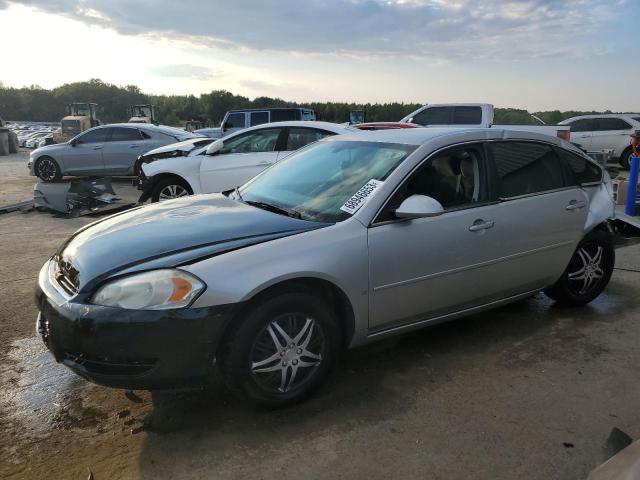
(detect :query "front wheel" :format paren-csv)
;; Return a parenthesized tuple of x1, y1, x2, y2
(219, 292, 341, 408)
(544, 229, 614, 306)
(151, 177, 192, 202)
(35, 156, 62, 182)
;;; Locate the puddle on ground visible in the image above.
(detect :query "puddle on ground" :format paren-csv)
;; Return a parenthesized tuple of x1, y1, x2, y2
(0, 336, 104, 434)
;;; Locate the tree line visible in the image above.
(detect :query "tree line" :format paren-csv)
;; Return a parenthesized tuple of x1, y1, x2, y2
(0, 78, 615, 127)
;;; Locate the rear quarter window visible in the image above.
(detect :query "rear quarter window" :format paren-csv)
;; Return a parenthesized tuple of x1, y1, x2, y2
(556, 148, 602, 185)
(271, 109, 299, 122)
(596, 118, 632, 131)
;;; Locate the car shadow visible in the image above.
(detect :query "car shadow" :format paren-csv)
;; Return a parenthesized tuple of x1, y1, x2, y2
(134, 281, 634, 478)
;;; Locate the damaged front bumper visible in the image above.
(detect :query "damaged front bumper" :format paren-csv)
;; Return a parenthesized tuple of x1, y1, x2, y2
(136, 169, 155, 203)
(35, 260, 240, 390)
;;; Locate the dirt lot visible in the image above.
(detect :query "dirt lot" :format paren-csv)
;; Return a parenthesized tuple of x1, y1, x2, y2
(1, 151, 640, 479)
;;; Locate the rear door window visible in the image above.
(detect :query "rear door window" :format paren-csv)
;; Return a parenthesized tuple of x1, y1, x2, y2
(453, 106, 482, 125)
(567, 119, 595, 132)
(109, 127, 142, 141)
(412, 107, 452, 126)
(285, 128, 334, 150)
(556, 148, 602, 185)
(250, 111, 269, 127)
(488, 142, 565, 199)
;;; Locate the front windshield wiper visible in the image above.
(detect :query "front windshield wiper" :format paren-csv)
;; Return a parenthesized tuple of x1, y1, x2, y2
(245, 200, 302, 219)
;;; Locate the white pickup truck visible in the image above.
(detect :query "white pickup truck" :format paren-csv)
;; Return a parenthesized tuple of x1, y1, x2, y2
(401, 103, 571, 141)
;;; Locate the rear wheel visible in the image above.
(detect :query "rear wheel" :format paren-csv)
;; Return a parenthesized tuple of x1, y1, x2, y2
(151, 177, 192, 202)
(35, 156, 62, 182)
(544, 229, 614, 306)
(219, 292, 341, 408)
(619, 148, 632, 170)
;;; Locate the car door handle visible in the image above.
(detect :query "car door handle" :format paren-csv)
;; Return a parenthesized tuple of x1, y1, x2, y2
(468, 220, 494, 231)
(129, 145, 140, 148)
(92, 146, 102, 150)
(566, 200, 587, 211)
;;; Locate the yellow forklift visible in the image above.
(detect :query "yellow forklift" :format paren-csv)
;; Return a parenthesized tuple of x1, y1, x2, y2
(128, 104, 158, 124)
(54, 103, 101, 143)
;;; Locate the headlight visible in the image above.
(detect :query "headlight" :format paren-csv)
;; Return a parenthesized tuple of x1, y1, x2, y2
(91, 269, 205, 310)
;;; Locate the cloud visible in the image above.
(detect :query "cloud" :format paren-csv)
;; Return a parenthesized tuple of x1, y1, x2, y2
(4, 0, 619, 60)
(147, 64, 226, 80)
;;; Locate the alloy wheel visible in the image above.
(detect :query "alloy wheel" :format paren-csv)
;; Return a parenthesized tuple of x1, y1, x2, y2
(158, 184, 189, 201)
(37, 158, 57, 181)
(567, 245, 604, 295)
(250, 314, 325, 393)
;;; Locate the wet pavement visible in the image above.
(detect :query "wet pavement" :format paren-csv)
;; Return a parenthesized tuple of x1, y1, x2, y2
(1, 158, 640, 479)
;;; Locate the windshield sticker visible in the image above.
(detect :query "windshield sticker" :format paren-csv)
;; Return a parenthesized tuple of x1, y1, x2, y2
(340, 179, 384, 215)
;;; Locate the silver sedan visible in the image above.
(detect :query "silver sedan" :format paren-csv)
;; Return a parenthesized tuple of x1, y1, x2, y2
(28, 123, 202, 181)
(36, 128, 615, 407)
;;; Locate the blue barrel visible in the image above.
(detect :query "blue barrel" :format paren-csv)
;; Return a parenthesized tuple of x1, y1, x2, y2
(626, 155, 640, 216)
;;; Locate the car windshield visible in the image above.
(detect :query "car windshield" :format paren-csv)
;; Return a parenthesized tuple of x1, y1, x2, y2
(239, 140, 415, 223)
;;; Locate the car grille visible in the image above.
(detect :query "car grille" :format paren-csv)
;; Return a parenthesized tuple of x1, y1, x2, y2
(63, 352, 157, 376)
(54, 258, 80, 295)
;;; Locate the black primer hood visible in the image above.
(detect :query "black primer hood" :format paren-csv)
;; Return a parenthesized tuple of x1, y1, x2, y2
(58, 194, 328, 293)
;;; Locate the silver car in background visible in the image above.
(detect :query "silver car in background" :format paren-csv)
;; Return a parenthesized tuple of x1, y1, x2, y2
(28, 123, 203, 181)
(36, 128, 615, 407)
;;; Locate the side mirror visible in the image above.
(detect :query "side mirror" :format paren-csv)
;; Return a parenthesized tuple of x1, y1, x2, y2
(70, 138, 78, 146)
(205, 139, 224, 155)
(395, 194, 444, 219)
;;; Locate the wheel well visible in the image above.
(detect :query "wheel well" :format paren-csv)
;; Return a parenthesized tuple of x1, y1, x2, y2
(35, 154, 55, 164)
(620, 146, 632, 159)
(226, 278, 356, 349)
(152, 173, 193, 194)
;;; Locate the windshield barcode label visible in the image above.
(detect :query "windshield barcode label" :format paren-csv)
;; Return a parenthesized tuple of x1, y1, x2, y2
(340, 179, 384, 215)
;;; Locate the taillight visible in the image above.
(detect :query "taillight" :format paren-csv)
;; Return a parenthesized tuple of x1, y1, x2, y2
(556, 129, 571, 142)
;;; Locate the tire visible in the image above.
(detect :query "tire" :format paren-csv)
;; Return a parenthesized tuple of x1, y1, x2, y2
(35, 156, 62, 182)
(133, 158, 143, 177)
(151, 177, 192, 202)
(544, 229, 614, 306)
(619, 148, 632, 170)
(219, 292, 341, 408)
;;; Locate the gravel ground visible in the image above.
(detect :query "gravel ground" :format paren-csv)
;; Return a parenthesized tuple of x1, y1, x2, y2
(1, 155, 640, 480)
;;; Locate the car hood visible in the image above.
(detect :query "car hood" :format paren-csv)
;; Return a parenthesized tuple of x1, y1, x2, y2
(32, 142, 69, 155)
(141, 137, 213, 159)
(56, 194, 329, 293)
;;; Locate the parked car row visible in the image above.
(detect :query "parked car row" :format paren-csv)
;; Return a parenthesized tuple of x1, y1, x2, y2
(25, 104, 640, 190)
(27, 123, 203, 181)
(9, 123, 57, 149)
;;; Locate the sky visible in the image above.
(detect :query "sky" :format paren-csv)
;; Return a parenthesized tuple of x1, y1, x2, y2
(0, 0, 637, 111)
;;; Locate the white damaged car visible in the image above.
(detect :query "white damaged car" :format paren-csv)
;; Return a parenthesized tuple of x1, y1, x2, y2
(138, 121, 356, 202)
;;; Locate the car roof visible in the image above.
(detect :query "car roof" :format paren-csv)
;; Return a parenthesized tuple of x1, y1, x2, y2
(92, 123, 200, 137)
(353, 122, 422, 130)
(560, 113, 640, 123)
(228, 107, 313, 113)
(223, 120, 356, 138)
(330, 127, 571, 148)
